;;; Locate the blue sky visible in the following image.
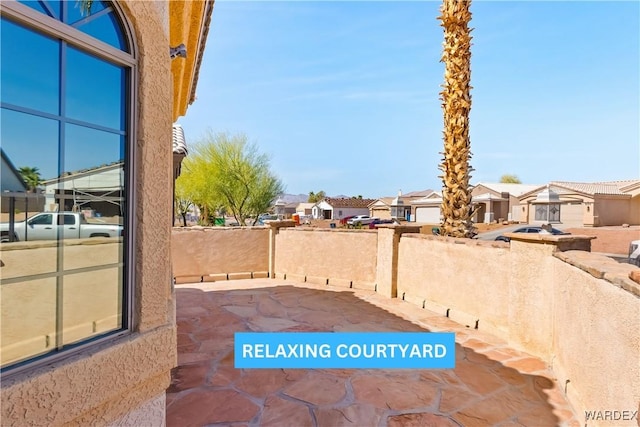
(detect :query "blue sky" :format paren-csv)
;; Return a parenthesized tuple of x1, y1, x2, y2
(178, 0, 640, 199)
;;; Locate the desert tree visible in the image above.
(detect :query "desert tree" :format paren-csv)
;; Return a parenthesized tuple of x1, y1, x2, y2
(499, 174, 522, 184)
(438, 0, 476, 238)
(180, 131, 284, 226)
(308, 191, 326, 203)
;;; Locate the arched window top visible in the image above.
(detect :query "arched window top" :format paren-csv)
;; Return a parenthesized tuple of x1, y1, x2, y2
(17, 0, 129, 52)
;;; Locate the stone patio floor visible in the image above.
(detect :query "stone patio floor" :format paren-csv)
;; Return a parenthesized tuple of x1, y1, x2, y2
(166, 279, 580, 427)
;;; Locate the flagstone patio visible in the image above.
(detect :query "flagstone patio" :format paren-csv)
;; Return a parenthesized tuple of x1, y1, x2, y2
(166, 279, 579, 427)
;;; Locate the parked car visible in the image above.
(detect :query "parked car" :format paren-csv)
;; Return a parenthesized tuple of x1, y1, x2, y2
(495, 226, 569, 243)
(339, 215, 356, 226)
(347, 215, 378, 227)
(0, 212, 123, 242)
(628, 240, 640, 266)
(369, 219, 397, 229)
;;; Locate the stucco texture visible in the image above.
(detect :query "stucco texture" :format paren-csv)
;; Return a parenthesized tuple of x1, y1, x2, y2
(171, 227, 269, 278)
(397, 235, 511, 337)
(274, 228, 378, 288)
(551, 257, 639, 423)
(395, 233, 639, 425)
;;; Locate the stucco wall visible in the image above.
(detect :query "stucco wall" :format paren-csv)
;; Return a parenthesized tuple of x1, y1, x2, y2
(171, 227, 269, 278)
(397, 235, 511, 337)
(594, 195, 633, 226)
(274, 228, 378, 288)
(395, 233, 639, 424)
(551, 254, 639, 422)
(1, 1, 177, 425)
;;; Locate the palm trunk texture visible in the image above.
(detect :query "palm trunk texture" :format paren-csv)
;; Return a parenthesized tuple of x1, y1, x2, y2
(438, 0, 476, 238)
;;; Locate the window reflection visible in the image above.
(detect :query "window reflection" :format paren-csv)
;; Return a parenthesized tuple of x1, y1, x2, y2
(62, 268, 122, 346)
(0, 108, 59, 182)
(66, 46, 125, 130)
(72, 9, 127, 51)
(0, 278, 58, 366)
(0, 3, 130, 370)
(1, 18, 60, 115)
(16, 1, 128, 52)
(17, 0, 60, 19)
(65, 0, 106, 26)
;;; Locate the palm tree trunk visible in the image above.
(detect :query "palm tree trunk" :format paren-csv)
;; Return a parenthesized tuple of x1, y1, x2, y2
(438, 0, 475, 238)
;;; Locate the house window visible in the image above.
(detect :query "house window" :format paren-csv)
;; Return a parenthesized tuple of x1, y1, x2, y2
(1, 1, 135, 372)
(534, 204, 561, 222)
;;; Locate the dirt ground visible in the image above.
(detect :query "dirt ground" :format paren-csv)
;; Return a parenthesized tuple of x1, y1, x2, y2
(565, 227, 640, 255)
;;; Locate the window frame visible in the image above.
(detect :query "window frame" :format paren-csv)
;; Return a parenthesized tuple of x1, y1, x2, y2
(0, 0, 138, 376)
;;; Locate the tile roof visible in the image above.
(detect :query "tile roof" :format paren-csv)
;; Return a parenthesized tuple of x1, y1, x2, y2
(324, 197, 376, 208)
(402, 189, 435, 198)
(173, 123, 188, 155)
(473, 183, 541, 197)
(549, 181, 636, 196)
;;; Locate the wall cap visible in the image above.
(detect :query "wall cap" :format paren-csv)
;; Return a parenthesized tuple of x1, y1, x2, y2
(376, 224, 422, 234)
(265, 220, 296, 229)
(504, 233, 596, 243)
(554, 251, 640, 297)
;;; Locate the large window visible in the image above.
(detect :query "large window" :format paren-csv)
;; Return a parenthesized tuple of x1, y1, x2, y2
(534, 204, 561, 222)
(0, 0, 135, 372)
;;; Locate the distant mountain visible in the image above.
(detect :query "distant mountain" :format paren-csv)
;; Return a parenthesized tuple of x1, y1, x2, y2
(278, 194, 309, 204)
(277, 193, 353, 204)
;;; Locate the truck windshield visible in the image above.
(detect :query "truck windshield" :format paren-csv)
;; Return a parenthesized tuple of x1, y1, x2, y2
(28, 214, 53, 225)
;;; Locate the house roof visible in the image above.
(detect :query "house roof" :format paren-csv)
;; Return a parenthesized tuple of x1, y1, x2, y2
(296, 202, 315, 210)
(369, 197, 395, 208)
(188, 0, 214, 106)
(403, 189, 435, 198)
(473, 182, 541, 197)
(410, 191, 443, 204)
(173, 123, 188, 155)
(323, 197, 376, 208)
(41, 162, 123, 184)
(519, 180, 640, 199)
(0, 148, 28, 192)
(473, 193, 508, 202)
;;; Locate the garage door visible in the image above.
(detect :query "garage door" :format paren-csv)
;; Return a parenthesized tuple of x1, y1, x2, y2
(415, 206, 441, 223)
(560, 203, 583, 227)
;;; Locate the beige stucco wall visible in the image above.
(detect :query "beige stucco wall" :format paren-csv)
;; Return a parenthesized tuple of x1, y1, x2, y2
(274, 228, 378, 288)
(395, 233, 639, 424)
(594, 195, 632, 226)
(551, 255, 639, 423)
(630, 196, 640, 226)
(397, 235, 511, 337)
(171, 227, 269, 278)
(1, 1, 177, 425)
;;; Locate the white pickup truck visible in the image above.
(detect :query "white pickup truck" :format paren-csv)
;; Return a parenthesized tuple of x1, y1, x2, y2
(0, 212, 123, 242)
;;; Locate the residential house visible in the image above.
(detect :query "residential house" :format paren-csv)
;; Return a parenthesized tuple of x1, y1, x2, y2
(470, 182, 540, 223)
(0, 148, 44, 215)
(40, 162, 124, 216)
(0, 1, 213, 425)
(409, 191, 443, 223)
(369, 190, 433, 221)
(312, 197, 376, 220)
(517, 180, 640, 227)
(296, 202, 314, 216)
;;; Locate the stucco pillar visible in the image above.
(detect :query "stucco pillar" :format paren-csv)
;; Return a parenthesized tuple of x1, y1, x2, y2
(375, 224, 421, 298)
(506, 233, 596, 360)
(267, 220, 296, 279)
